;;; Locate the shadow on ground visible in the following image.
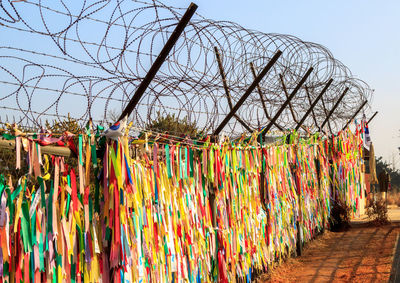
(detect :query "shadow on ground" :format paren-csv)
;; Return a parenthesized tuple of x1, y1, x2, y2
(260, 223, 399, 283)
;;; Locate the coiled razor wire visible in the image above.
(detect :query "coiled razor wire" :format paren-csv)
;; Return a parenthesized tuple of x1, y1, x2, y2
(0, 0, 373, 135)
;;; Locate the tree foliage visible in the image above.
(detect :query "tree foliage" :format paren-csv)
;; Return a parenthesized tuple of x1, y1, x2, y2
(376, 156, 400, 191)
(45, 113, 81, 134)
(146, 111, 201, 137)
(107, 109, 201, 137)
(366, 198, 389, 225)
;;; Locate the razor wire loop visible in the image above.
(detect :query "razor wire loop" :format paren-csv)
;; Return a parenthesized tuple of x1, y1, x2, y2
(0, 0, 373, 135)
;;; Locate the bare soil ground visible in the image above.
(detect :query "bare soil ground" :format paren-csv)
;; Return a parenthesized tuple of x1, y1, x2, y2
(258, 224, 400, 283)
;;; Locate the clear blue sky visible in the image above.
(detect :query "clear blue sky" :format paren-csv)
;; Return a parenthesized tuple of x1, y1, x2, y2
(170, 0, 400, 166)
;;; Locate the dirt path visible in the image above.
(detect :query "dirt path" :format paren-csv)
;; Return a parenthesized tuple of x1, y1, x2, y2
(259, 224, 399, 283)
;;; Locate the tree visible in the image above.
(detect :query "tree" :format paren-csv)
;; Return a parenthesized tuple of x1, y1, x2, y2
(45, 113, 81, 134)
(107, 109, 201, 138)
(145, 111, 201, 137)
(376, 157, 400, 191)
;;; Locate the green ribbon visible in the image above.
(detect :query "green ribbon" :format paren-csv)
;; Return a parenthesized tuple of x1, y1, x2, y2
(96, 125, 104, 138)
(71, 261, 76, 283)
(91, 144, 98, 168)
(11, 184, 22, 202)
(1, 133, 15, 140)
(39, 235, 45, 271)
(21, 200, 32, 252)
(47, 180, 54, 234)
(189, 148, 194, 178)
(31, 210, 37, 246)
(165, 145, 172, 179)
(89, 197, 93, 223)
(65, 174, 71, 217)
(78, 134, 83, 165)
(184, 147, 188, 180)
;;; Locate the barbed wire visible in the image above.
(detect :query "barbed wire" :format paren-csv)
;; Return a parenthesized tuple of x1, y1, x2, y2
(0, 0, 373, 135)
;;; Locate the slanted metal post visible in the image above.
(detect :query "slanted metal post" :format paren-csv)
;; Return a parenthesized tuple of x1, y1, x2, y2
(295, 79, 333, 131)
(262, 68, 313, 135)
(214, 47, 252, 132)
(119, 3, 198, 120)
(280, 74, 299, 123)
(259, 122, 265, 204)
(320, 96, 333, 134)
(342, 100, 368, 131)
(367, 111, 378, 124)
(213, 50, 282, 136)
(320, 87, 349, 131)
(304, 85, 320, 129)
(250, 62, 284, 131)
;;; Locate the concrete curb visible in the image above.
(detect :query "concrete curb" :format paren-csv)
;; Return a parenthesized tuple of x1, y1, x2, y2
(389, 233, 400, 283)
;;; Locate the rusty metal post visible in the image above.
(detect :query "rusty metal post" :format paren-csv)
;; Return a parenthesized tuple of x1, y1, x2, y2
(280, 74, 299, 123)
(295, 79, 333, 131)
(342, 100, 368, 131)
(320, 96, 333, 134)
(304, 85, 320, 129)
(367, 111, 378, 124)
(250, 62, 284, 131)
(320, 87, 349, 130)
(213, 50, 282, 136)
(262, 68, 313, 135)
(259, 122, 265, 203)
(214, 47, 252, 132)
(119, 3, 198, 120)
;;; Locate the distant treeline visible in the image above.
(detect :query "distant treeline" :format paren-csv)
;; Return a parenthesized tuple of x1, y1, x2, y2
(376, 156, 400, 191)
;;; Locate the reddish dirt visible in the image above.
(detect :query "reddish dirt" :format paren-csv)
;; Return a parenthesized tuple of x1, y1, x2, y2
(258, 224, 400, 283)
